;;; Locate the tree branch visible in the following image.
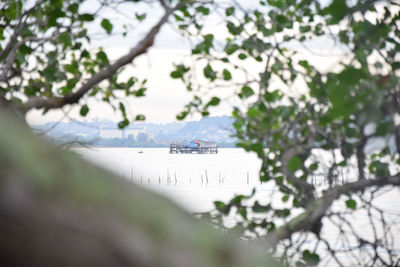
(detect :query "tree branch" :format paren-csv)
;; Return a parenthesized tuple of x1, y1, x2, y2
(258, 174, 400, 249)
(0, 36, 56, 82)
(22, 3, 179, 112)
(0, 0, 44, 60)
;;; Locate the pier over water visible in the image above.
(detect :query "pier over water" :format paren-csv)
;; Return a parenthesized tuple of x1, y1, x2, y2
(170, 140, 218, 154)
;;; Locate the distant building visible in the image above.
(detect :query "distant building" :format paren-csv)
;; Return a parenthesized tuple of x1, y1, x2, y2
(99, 127, 122, 138)
(99, 125, 146, 139)
(124, 127, 146, 139)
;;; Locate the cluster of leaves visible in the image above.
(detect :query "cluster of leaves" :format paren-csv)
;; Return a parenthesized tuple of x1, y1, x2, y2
(173, 0, 400, 265)
(0, 0, 153, 126)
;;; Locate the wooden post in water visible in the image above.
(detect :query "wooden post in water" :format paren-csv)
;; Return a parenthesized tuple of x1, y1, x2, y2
(342, 169, 345, 184)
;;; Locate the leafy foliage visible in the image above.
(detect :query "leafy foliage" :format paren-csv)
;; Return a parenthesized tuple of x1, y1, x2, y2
(172, 0, 400, 265)
(0, 0, 176, 126)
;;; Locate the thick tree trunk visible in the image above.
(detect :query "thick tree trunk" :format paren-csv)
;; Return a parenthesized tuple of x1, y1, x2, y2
(0, 110, 279, 267)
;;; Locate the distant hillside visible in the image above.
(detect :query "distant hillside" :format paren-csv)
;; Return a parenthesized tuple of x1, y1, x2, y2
(153, 116, 235, 143)
(31, 116, 236, 147)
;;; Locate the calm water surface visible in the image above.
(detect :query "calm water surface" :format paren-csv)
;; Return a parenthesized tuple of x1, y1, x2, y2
(74, 147, 266, 212)
(74, 147, 400, 265)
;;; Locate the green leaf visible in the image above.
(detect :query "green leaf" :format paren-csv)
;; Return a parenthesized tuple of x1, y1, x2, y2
(287, 156, 302, 173)
(239, 85, 254, 99)
(302, 250, 320, 266)
(264, 90, 282, 102)
(203, 64, 217, 81)
(309, 163, 318, 171)
(135, 114, 146, 121)
(118, 119, 129, 129)
(282, 195, 289, 202)
(174, 14, 184, 22)
(252, 201, 270, 213)
(322, 0, 348, 23)
(225, 43, 239, 55)
(119, 102, 126, 115)
(207, 97, 220, 106)
(135, 13, 146, 21)
(96, 51, 109, 64)
(101, 19, 113, 34)
(293, 198, 300, 207)
(227, 21, 243, 35)
(300, 25, 311, 33)
(170, 71, 181, 79)
(267, 0, 286, 8)
(214, 201, 225, 210)
(170, 64, 189, 79)
(345, 199, 357, 210)
(222, 69, 232, 80)
(323, 0, 347, 23)
(58, 32, 72, 47)
(66, 78, 78, 91)
(64, 62, 79, 74)
(133, 88, 146, 97)
(369, 161, 390, 178)
(176, 111, 189, 120)
(238, 207, 247, 220)
(0, 27, 4, 40)
(249, 143, 264, 157)
(78, 13, 95, 21)
(48, 7, 66, 26)
(225, 7, 235, 16)
(267, 222, 275, 233)
(238, 53, 247, 60)
(247, 107, 260, 118)
(392, 62, 400, 70)
(298, 60, 312, 73)
(196, 6, 210, 15)
(204, 33, 214, 43)
(67, 3, 79, 13)
(80, 104, 89, 116)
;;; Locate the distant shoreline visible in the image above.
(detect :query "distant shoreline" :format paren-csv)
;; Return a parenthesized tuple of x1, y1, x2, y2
(71, 145, 167, 149)
(71, 145, 238, 149)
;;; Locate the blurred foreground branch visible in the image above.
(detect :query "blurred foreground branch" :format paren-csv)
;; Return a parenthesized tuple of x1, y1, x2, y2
(0, 110, 279, 267)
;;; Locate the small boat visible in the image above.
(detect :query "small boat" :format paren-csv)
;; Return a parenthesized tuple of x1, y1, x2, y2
(138, 150, 143, 154)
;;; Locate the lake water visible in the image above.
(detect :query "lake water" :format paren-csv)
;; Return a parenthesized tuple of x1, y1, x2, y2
(74, 147, 267, 212)
(74, 147, 400, 265)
